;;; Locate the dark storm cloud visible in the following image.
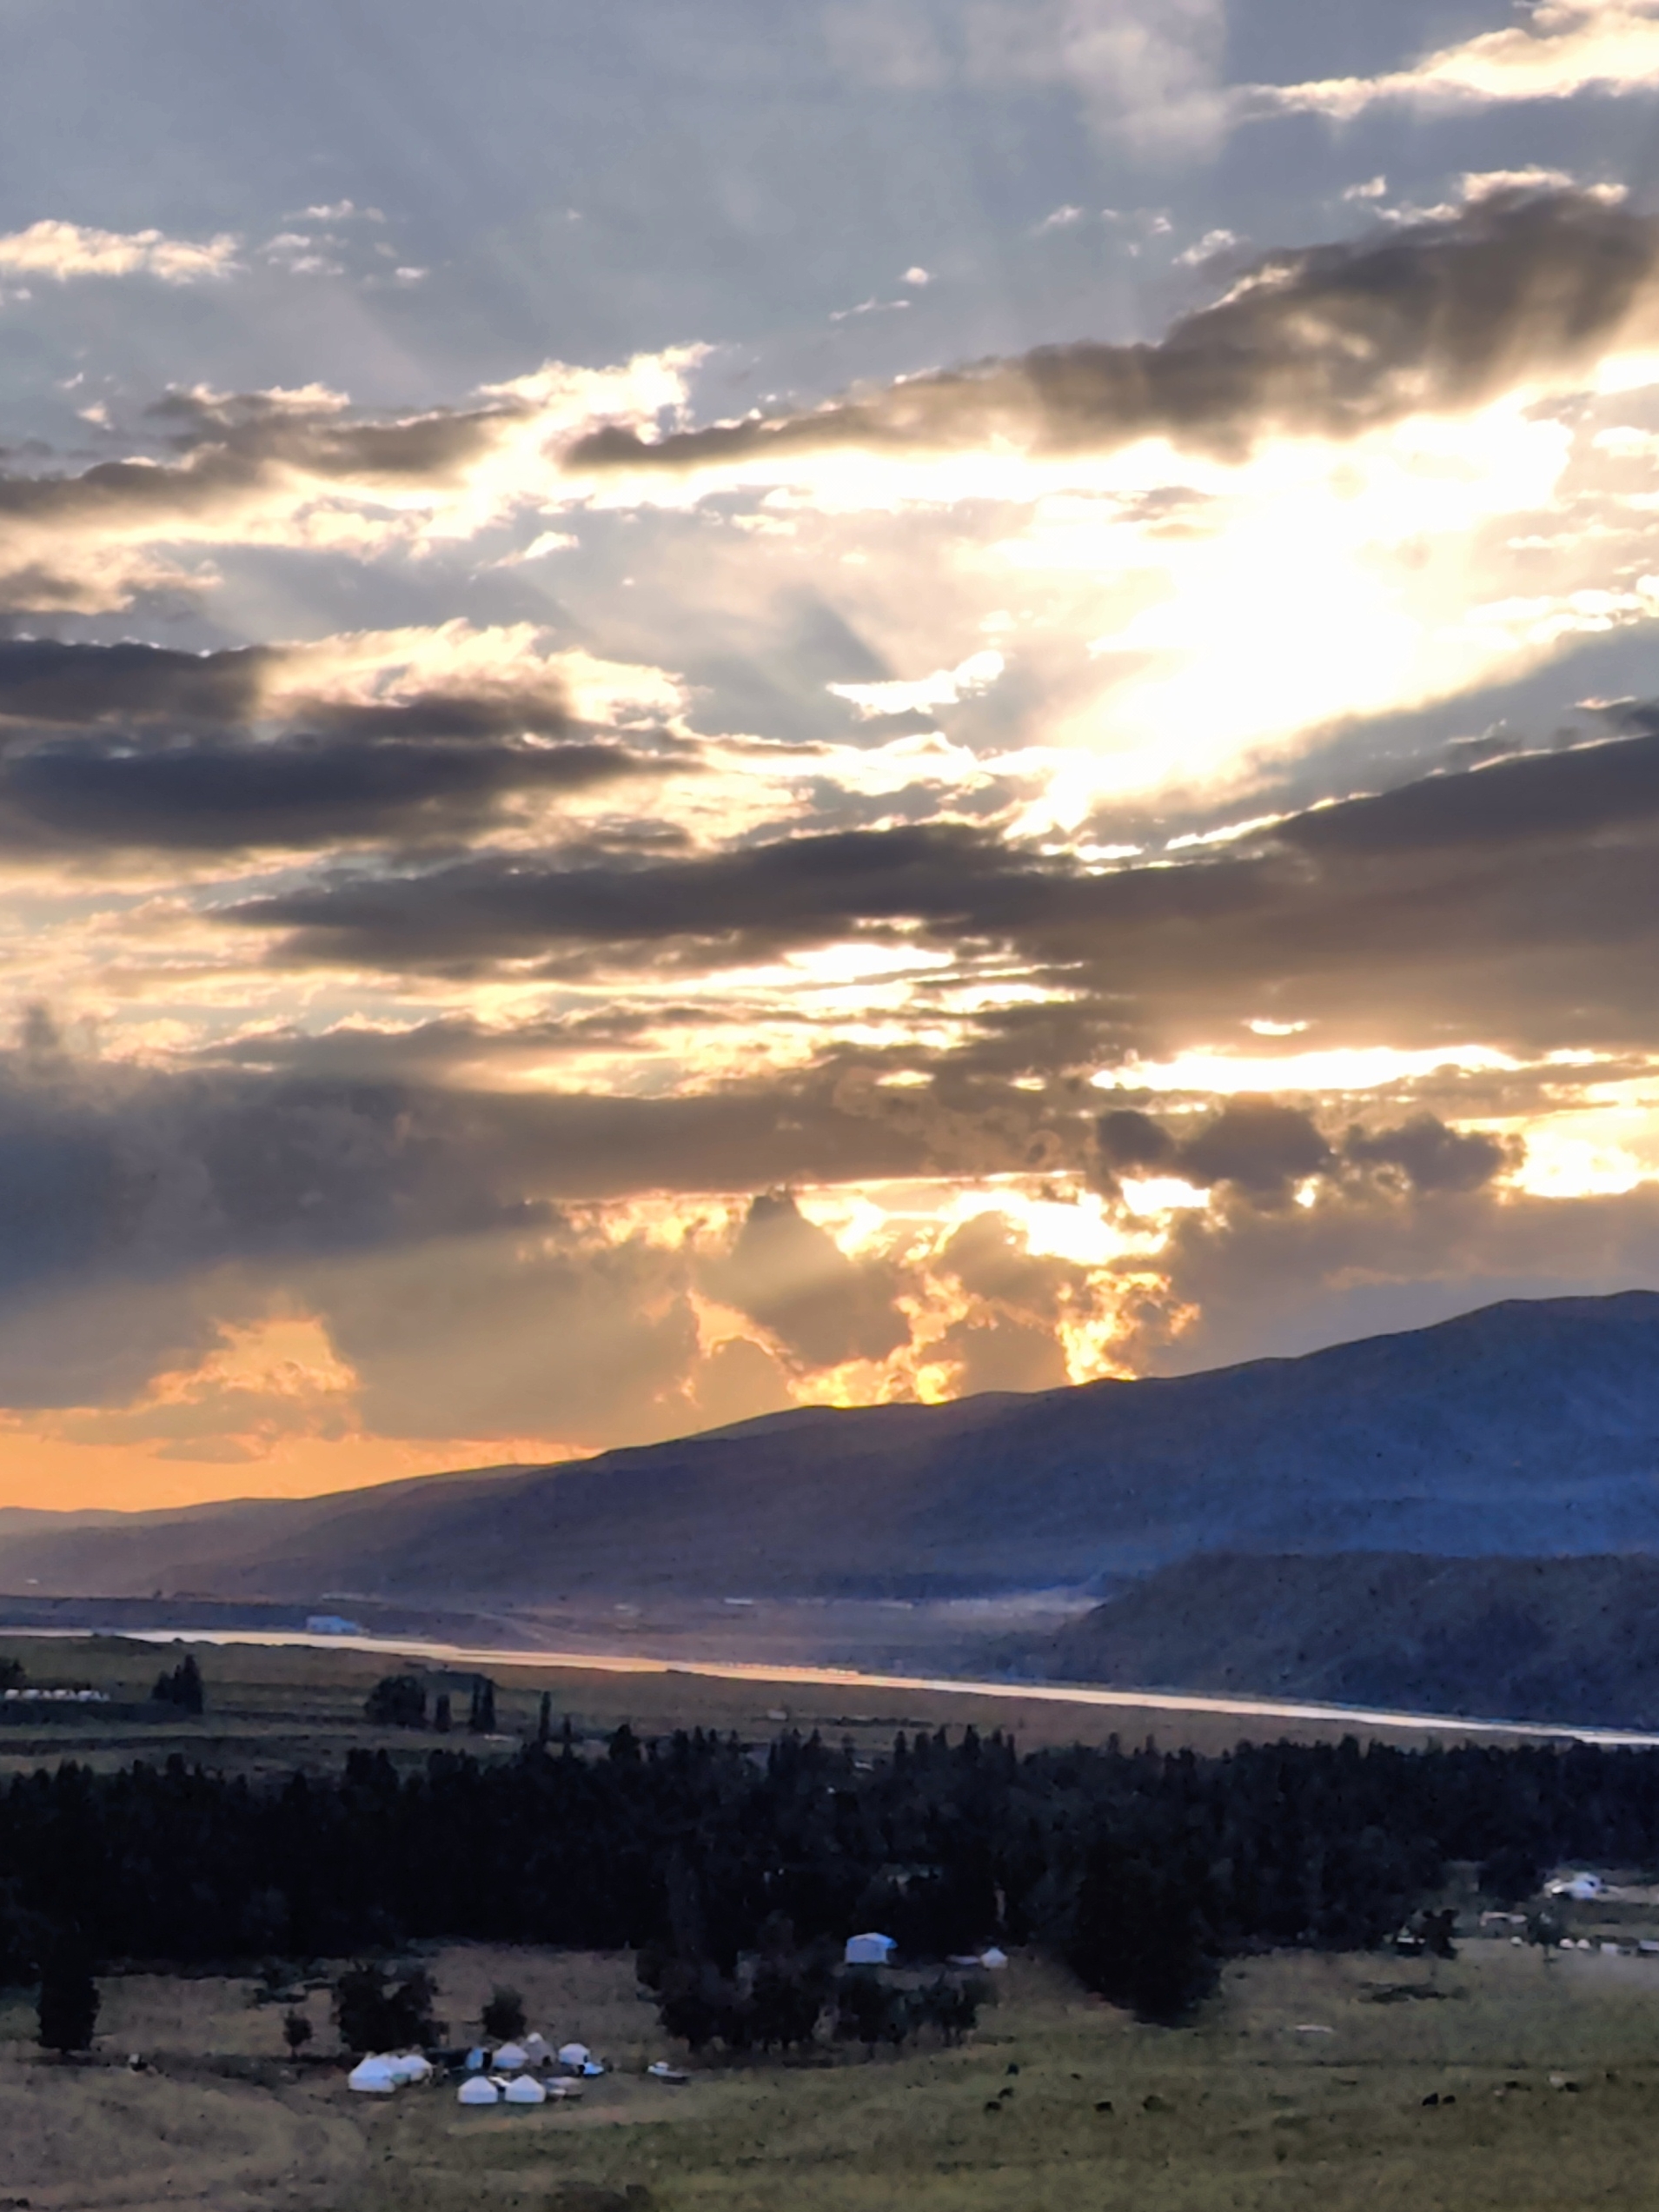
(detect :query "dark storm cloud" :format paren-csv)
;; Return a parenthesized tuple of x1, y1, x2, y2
(0, 1027, 1021, 1410)
(0, 1038, 1002, 1303)
(0, 638, 267, 728)
(225, 725, 1659, 1057)
(1344, 1113, 1515, 1194)
(707, 1191, 906, 1367)
(1100, 1099, 1331, 1205)
(0, 638, 574, 742)
(1274, 728, 1659, 858)
(1178, 1099, 1333, 1197)
(228, 821, 1065, 968)
(0, 388, 519, 534)
(1097, 1109, 1179, 1174)
(1100, 1101, 1510, 1209)
(0, 734, 667, 852)
(0, 637, 681, 852)
(568, 190, 1657, 473)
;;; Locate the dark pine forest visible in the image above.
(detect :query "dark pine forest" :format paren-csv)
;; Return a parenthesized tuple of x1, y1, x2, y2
(3, 1728, 1657, 2023)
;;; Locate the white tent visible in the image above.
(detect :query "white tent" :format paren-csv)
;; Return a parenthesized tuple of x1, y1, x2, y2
(493, 2042, 529, 2070)
(457, 2076, 500, 2105)
(387, 2052, 433, 2084)
(558, 2042, 590, 2070)
(348, 2057, 398, 2095)
(979, 1947, 1008, 1970)
(504, 2074, 547, 2104)
(844, 1933, 896, 1966)
(523, 2032, 552, 2064)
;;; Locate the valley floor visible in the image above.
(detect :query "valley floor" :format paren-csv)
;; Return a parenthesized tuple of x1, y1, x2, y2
(12, 1941, 1659, 2211)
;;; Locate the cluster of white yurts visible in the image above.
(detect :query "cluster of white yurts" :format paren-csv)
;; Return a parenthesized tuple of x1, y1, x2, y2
(346, 2034, 609, 2105)
(455, 2036, 607, 2108)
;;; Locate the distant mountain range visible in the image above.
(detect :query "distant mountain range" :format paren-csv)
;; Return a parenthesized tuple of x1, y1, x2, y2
(9, 1291, 1659, 1724)
(8, 1291, 1659, 1612)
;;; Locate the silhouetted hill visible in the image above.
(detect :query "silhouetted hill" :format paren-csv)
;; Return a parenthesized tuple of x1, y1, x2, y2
(1033, 1551, 1659, 1730)
(7, 1291, 1659, 1609)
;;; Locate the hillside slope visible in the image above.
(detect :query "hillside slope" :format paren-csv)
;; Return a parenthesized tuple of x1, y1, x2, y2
(1033, 1551, 1659, 1730)
(6, 1291, 1659, 1606)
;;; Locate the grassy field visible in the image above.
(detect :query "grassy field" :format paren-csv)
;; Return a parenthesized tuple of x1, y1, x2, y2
(0, 1631, 1586, 1780)
(12, 1940, 1659, 2212)
(341, 1944, 1659, 2212)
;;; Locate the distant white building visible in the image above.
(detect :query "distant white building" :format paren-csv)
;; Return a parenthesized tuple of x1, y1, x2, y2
(844, 1933, 897, 1966)
(305, 1614, 362, 1637)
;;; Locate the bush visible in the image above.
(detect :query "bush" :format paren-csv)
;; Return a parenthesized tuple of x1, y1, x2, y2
(282, 2009, 314, 2057)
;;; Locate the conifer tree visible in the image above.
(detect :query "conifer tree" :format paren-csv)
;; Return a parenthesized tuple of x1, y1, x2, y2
(37, 1938, 99, 2057)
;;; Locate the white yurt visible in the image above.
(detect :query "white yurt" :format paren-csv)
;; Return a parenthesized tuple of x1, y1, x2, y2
(387, 2052, 433, 2084)
(348, 2056, 398, 2095)
(523, 2031, 552, 2065)
(504, 2073, 547, 2104)
(557, 2042, 590, 2070)
(457, 2075, 500, 2105)
(844, 1933, 896, 1966)
(493, 2041, 529, 2071)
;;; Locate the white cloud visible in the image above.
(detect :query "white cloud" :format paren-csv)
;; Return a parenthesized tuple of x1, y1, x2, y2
(827, 0, 1229, 153)
(1251, 1, 1659, 122)
(1036, 205, 1086, 232)
(828, 649, 1005, 720)
(0, 220, 240, 284)
(0, 348, 704, 612)
(1343, 176, 1389, 203)
(968, 0, 1230, 152)
(261, 233, 345, 277)
(1174, 227, 1240, 267)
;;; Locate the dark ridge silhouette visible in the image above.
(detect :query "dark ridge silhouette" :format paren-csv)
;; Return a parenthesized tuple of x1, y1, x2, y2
(4, 1292, 1659, 1614)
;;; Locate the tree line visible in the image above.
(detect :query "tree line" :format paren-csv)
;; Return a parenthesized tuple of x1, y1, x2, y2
(4, 1724, 1658, 2025)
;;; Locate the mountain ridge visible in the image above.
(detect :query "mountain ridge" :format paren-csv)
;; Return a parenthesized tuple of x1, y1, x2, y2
(5, 1290, 1659, 1607)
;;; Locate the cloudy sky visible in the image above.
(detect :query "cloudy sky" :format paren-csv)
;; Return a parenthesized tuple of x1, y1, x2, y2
(9, 1, 1659, 1508)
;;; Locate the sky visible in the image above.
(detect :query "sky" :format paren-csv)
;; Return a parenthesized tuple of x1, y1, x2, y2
(9, 2, 1659, 1509)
